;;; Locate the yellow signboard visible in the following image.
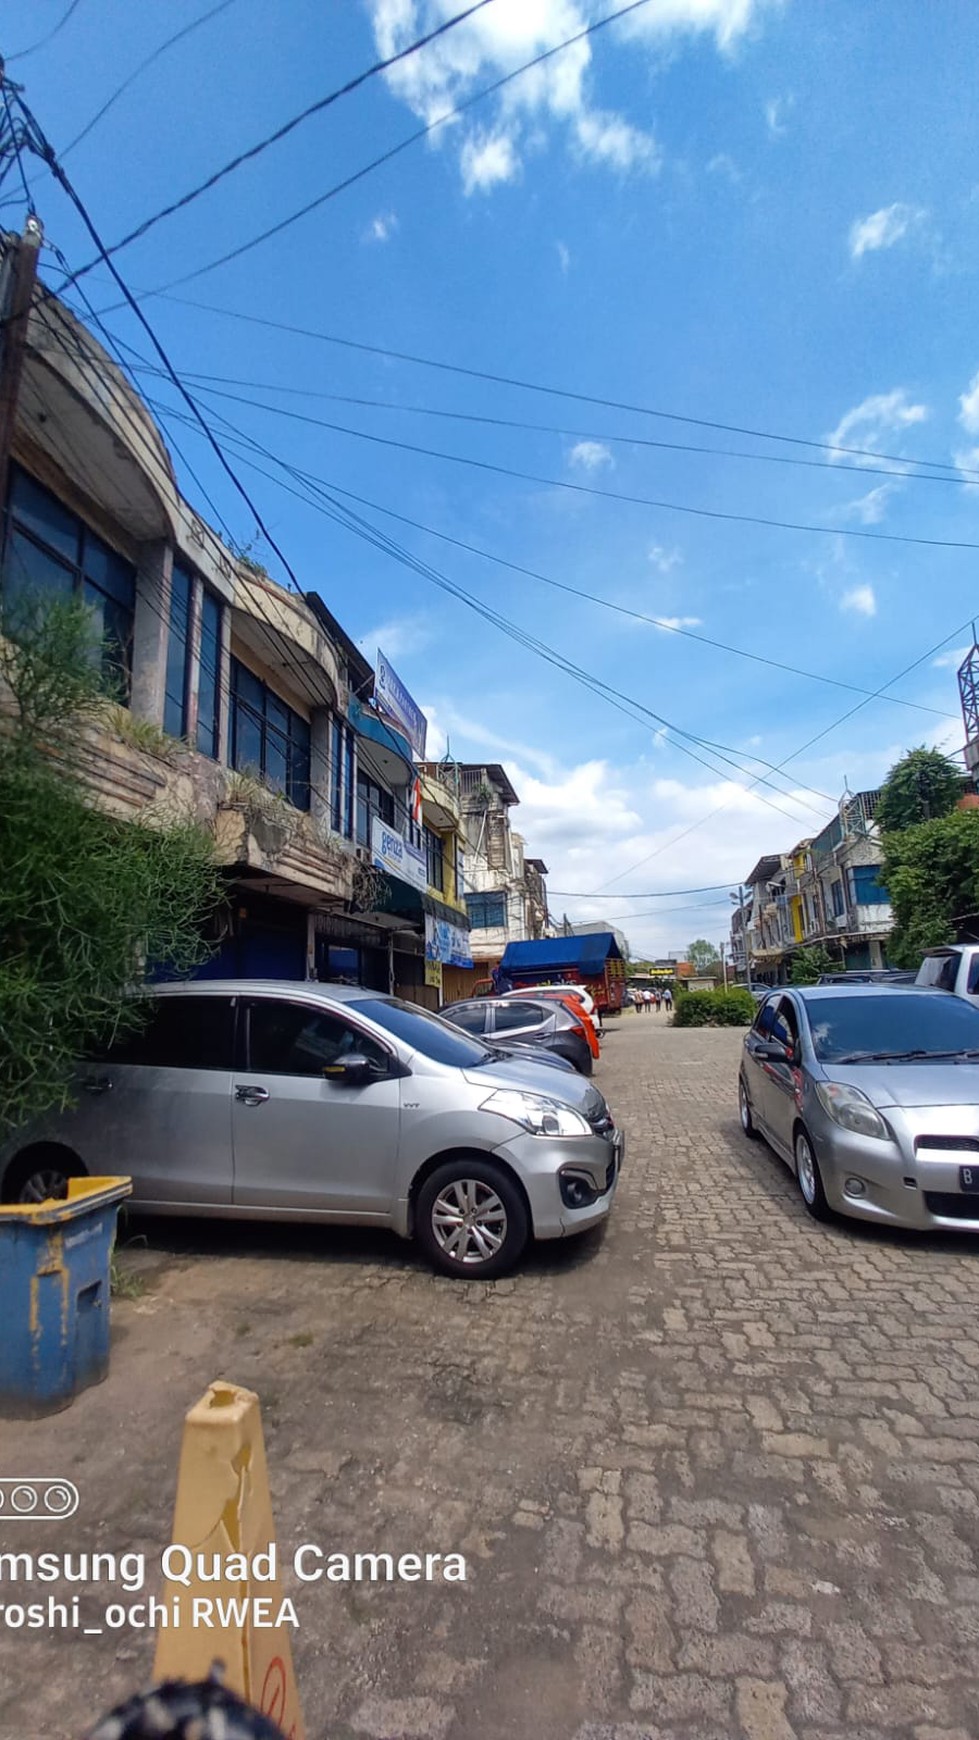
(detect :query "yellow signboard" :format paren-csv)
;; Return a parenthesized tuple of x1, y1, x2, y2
(425, 959, 443, 991)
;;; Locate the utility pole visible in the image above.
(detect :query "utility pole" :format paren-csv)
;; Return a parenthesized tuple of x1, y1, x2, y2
(0, 214, 43, 518)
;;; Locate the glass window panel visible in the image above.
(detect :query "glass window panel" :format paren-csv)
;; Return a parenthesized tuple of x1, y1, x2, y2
(92, 587, 133, 699)
(197, 593, 221, 759)
(3, 527, 74, 619)
(83, 534, 135, 609)
(107, 997, 235, 1070)
(163, 566, 191, 737)
(288, 735, 310, 811)
(267, 692, 290, 733)
(232, 706, 263, 776)
(232, 659, 264, 713)
(343, 728, 354, 838)
(248, 1001, 386, 1075)
(9, 466, 79, 563)
(264, 735, 288, 794)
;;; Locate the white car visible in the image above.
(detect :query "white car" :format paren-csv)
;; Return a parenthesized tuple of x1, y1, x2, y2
(915, 945, 979, 1006)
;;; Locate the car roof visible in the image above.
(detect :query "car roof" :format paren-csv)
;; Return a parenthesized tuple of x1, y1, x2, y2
(144, 980, 382, 1003)
(787, 984, 949, 1002)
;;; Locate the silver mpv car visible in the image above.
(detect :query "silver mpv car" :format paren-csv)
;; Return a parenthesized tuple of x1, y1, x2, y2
(0, 982, 623, 1279)
(739, 984, 979, 1231)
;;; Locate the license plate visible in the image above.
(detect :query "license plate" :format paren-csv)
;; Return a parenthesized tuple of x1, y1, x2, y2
(960, 1166, 979, 1193)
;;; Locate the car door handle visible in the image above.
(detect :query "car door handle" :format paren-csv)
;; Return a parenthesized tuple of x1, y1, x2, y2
(82, 1076, 113, 1095)
(236, 1085, 270, 1106)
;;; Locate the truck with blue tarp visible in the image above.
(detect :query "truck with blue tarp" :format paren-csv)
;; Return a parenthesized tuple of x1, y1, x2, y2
(493, 934, 627, 1015)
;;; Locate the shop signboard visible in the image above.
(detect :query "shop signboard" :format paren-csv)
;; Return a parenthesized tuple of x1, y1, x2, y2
(425, 912, 473, 970)
(371, 817, 427, 891)
(375, 650, 427, 759)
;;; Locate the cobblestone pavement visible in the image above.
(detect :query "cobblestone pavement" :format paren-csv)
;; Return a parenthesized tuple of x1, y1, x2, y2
(4, 1012, 979, 1739)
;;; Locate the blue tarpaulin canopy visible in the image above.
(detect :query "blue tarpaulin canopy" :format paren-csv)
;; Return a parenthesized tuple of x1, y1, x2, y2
(499, 934, 622, 974)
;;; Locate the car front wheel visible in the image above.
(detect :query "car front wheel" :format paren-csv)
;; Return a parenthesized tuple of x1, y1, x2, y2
(794, 1127, 831, 1221)
(416, 1159, 529, 1279)
(738, 1075, 760, 1139)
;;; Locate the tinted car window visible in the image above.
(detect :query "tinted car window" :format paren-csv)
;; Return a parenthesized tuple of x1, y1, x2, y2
(806, 992, 979, 1062)
(101, 997, 235, 1070)
(495, 1002, 547, 1032)
(919, 954, 958, 991)
(247, 1002, 388, 1075)
(443, 1004, 489, 1034)
(354, 997, 490, 1067)
(968, 956, 979, 996)
(752, 999, 776, 1038)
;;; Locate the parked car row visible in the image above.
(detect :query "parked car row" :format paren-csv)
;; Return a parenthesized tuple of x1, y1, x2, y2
(438, 986, 601, 1076)
(0, 981, 623, 1280)
(738, 983, 979, 1233)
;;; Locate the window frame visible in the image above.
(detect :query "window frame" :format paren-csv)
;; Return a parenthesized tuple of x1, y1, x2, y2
(243, 997, 395, 1077)
(230, 656, 311, 811)
(2, 463, 136, 696)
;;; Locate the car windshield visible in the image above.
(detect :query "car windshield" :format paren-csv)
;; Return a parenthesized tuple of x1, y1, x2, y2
(807, 993, 979, 1064)
(354, 997, 491, 1067)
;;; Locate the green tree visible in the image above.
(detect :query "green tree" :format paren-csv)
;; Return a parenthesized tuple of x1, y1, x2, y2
(0, 598, 223, 1139)
(879, 808, 979, 967)
(789, 944, 840, 985)
(875, 746, 963, 835)
(687, 938, 721, 973)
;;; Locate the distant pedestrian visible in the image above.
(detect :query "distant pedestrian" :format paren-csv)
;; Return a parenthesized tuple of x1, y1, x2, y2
(643, 989, 653, 1012)
(654, 990, 662, 1011)
(663, 988, 673, 1012)
(632, 989, 643, 1014)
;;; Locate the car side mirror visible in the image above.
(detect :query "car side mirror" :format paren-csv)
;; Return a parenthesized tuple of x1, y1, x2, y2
(324, 1053, 384, 1086)
(760, 1039, 791, 1063)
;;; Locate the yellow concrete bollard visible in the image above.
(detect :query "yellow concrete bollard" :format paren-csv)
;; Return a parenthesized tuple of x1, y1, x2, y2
(153, 1380, 305, 1740)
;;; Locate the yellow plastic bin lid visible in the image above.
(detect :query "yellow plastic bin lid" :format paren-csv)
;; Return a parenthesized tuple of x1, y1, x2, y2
(0, 1176, 133, 1225)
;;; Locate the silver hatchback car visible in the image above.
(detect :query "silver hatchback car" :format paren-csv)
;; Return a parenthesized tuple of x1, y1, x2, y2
(0, 981, 623, 1279)
(739, 984, 979, 1231)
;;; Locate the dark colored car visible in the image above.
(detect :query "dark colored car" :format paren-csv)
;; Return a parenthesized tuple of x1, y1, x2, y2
(440, 996, 594, 1075)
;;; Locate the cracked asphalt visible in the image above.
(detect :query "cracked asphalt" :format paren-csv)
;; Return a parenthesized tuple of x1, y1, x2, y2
(4, 1010, 979, 1739)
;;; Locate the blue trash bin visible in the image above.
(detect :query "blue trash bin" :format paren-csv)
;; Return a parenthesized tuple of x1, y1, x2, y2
(0, 1176, 132, 1419)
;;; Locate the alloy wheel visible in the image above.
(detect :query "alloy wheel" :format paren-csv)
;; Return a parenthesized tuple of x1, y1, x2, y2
(430, 1179, 508, 1266)
(19, 1169, 69, 1205)
(796, 1134, 817, 1205)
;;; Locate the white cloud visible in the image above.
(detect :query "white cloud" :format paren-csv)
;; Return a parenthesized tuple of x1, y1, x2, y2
(764, 94, 792, 137)
(849, 202, 927, 260)
(840, 584, 877, 618)
(825, 389, 928, 468)
(365, 211, 398, 242)
(569, 439, 613, 471)
(958, 371, 979, 435)
(842, 481, 900, 524)
(574, 110, 658, 172)
(556, 239, 571, 272)
(932, 646, 970, 670)
(460, 129, 520, 194)
(707, 152, 741, 182)
(952, 445, 979, 489)
(648, 544, 683, 572)
(357, 613, 435, 660)
(654, 615, 703, 631)
(368, 0, 776, 193)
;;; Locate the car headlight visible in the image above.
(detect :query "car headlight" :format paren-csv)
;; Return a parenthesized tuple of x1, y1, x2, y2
(815, 1082, 889, 1141)
(480, 1090, 590, 1137)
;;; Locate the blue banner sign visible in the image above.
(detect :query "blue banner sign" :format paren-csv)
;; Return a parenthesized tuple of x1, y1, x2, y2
(375, 650, 428, 759)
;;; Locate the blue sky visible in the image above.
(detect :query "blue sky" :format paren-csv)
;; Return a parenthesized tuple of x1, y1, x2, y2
(5, 0, 979, 956)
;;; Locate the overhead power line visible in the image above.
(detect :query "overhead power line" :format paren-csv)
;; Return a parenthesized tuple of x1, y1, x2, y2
(145, 383, 836, 827)
(6, 0, 85, 61)
(128, 362, 977, 492)
(58, 0, 242, 159)
(49, 0, 497, 294)
(163, 380, 979, 553)
(112, 296, 979, 485)
(14, 89, 302, 592)
(106, 354, 949, 724)
(85, 0, 657, 300)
